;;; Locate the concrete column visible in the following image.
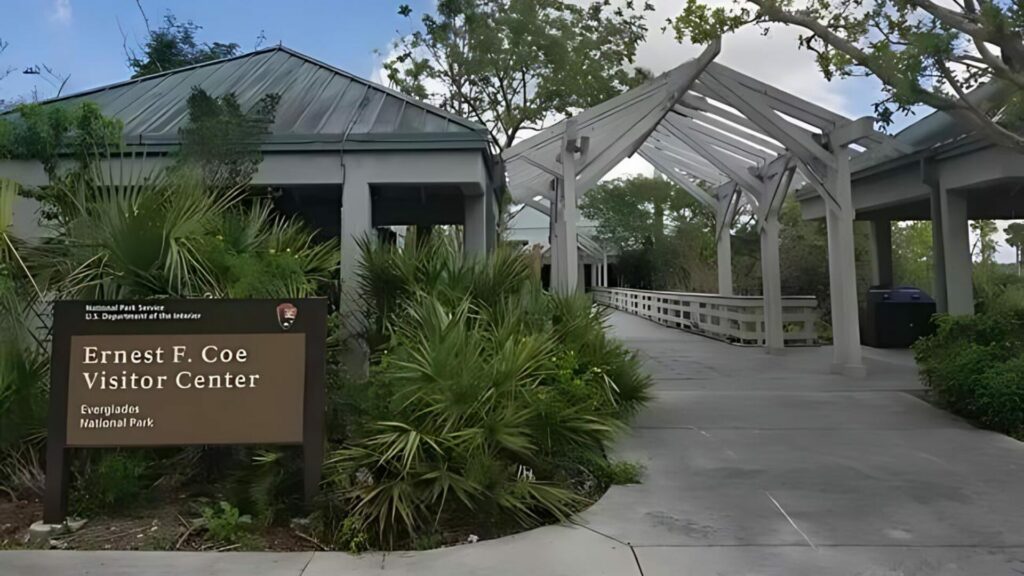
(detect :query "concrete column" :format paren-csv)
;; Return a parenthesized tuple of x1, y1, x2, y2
(716, 192, 733, 296)
(939, 185, 974, 315)
(549, 193, 563, 290)
(589, 261, 598, 289)
(340, 172, 373, 377)
(602, 253, 608, 288)
(485, 189, 497, 252)
(552, 118, 579, 294)
(825, 146, 865, 377)
(760, 215, 784, 353)
(929, 184, 948, 312)
(577, 258, 585, 293)
(868, 219, 893, 287)
(463, 193, 487, 258)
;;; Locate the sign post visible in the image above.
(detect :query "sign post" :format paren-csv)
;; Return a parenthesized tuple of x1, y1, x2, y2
(44, 299, 328, 524)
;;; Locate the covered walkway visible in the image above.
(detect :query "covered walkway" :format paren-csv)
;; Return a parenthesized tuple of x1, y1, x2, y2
(6, 311, 1024, 575)
(502, 40, 915, 377)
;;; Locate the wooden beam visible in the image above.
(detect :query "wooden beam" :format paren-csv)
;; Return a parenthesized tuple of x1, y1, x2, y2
(638, 149, 716, 209)
(705, 62, 846, 131)
(697, 72, 837, 170)
(660, 118, 764, 194)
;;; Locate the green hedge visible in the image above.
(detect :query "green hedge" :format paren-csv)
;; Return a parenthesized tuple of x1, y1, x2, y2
(913, 308, 1024, 437)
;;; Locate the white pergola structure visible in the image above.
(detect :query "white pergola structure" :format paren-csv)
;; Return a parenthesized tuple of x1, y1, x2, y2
(502, 41, 906, 376)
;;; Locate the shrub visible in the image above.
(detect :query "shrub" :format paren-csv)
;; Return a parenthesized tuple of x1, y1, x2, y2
(0, 265, 47, 451)
(0, 336, 47, 451)
(72, 451, 151, 516)
(914, 308, 1024, 437)
(325, 232, 650, 548)
(200, 500, 254, 547)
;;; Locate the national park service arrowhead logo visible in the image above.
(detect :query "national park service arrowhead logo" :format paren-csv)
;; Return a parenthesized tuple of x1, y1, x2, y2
(276, 303, 298, 331)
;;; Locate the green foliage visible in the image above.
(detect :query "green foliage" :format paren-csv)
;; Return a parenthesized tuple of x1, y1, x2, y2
(34, 166, 243, 299)
(593, 460, 644, 486)
(128, 13, 240, 79)
(226, 449, 303, 527)
(669, 0, 1024, 148)
(29, 162, 336, 300)
(974, 263, 1024, 314)
(0, 102, 122, 178)
(327, 232, 649, 548)
(200, 501, 254, 546)
(1006, 222, 1024, 251)
(204, 202, 338, 298)
(914, 306, 1024, 437)
(580, 175, 718, 291)
(581, 176, 714, 251)
(0, 265, 46, 452)
(892, 221, 933, 289)
(1004, 221, 1024, 274)
(177, 88, 280, 187)
(971, 219, 1000, 264)
(310, 509, 372, 554)
(385, 0, 653, 150)
(0, 337, 47, 451)
(72, 452, 151, 516)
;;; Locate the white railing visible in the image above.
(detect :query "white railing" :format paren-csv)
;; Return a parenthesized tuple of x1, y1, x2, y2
(593, 287, 819, 346)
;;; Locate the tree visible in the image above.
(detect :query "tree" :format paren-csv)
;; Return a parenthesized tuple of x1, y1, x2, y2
(0, 37, 13, 110)
(891, 220, 933, 289)
(126, 12, 240, 78)
(777, 196, 829, 305)
(670, 0, 1024, 150)
(580, 175, 716, 290)
(177, 88, 280, 187)
(971, 219, 999, 263)
(0, 37, 11, 85)
(384, 0, 653, 151)
(580, 175, 714, 250)
(1005, 221, 1024, 275)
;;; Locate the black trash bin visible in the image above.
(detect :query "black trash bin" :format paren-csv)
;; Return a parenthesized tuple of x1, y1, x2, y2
(860, 286, 937, 348)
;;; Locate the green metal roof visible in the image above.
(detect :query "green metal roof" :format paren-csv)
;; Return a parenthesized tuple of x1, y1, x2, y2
(30, 46, 490, 150)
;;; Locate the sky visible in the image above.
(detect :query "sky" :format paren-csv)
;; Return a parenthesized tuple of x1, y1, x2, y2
(0, 0, 1018, 262)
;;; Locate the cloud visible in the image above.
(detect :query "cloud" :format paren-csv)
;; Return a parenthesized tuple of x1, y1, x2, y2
(50, 0, 72, 25)
(635, 1, 877, 117)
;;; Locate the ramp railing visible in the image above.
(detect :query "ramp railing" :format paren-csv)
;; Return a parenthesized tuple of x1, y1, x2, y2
(593, 287, 819, 346)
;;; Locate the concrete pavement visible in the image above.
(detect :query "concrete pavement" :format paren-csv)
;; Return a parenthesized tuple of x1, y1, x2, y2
(4, 310, 1024, 575)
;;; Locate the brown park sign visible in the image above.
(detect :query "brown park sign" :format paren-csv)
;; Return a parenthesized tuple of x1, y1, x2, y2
(44, 299, 328, 524)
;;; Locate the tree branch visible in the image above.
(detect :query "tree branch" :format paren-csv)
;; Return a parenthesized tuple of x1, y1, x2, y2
(749, 0, 1024, 150)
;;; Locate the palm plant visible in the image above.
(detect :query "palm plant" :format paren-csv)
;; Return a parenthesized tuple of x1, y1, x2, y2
(33, 163, 240, 299)
(205, 201, 338, 298)
(325, 231, 650, 548)
(0, 298, 48, 451)
(31, 159, 337, 300)
(327, 294, 585, 545)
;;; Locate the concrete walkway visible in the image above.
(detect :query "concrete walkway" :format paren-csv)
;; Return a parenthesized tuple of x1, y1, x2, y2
(4, 310, 1024, 575)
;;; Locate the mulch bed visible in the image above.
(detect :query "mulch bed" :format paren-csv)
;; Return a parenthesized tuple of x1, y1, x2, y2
(0, 497, 317, 551)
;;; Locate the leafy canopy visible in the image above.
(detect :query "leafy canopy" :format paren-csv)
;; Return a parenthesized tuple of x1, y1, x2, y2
(178, 87, 281, 187)
(1005, 221, 1024, 249)
(971, 219, 1000, 264)
(580, 175, 715, 251)
(579, 175, 720, 291)
(0, 102, 122, 179)
(385, 0, 654, 150)
(128, 13, 240, 79)
(670, 0, 1024, 150)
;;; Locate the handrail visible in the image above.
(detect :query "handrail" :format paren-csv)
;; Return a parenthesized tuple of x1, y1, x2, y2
(593, 287, 819, 346)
